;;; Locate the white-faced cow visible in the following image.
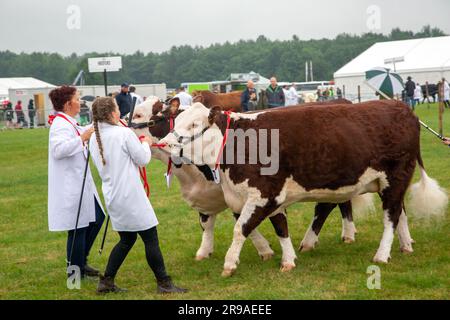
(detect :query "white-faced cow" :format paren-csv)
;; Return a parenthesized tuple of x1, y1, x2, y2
(161, 100, 448, 277)
(129, 98, 371, 271)
(129, 97, 278, 264)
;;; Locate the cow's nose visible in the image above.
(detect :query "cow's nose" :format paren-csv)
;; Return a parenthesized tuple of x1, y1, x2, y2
(159, 135, 179, 148)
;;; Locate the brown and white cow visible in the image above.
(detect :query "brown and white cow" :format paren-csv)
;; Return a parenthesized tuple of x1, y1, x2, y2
(131, 99, 371, 263)
(130, 97, 278, 263)
(161, 100, 448, 277)
(192, 90, 242, 112)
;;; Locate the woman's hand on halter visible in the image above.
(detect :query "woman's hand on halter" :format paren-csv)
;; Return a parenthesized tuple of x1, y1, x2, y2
(140, 136, 152, 145)
(81, 127, 95, 144)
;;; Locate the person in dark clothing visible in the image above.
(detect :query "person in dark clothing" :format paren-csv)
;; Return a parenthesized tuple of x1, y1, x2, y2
(28, 99, 35, 128)
(5, 102, 14, 128)
(115, 83, 133, 118)
(336, 87, 343, 99)
(241, 80, 258, 112)
(405, 76, 416, 110)
(266, 77, 285, 108)
(421, 82, 433, 104)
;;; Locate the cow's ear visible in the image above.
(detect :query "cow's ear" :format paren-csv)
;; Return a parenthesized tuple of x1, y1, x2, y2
(152, 101, 164, 115)
(208, 106, 222, 125)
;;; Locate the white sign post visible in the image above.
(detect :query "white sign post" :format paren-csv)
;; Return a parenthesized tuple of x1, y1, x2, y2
(88, 56, 122, 96)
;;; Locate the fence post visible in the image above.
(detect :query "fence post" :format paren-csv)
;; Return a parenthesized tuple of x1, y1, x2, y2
(438, 83, 444, 136)
(343, 85, 346, 98)
(358, 85, 361, 103)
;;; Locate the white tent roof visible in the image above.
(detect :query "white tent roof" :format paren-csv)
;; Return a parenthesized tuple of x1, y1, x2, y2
(334, 36, 450, 78)
(0, 77, 55, 96)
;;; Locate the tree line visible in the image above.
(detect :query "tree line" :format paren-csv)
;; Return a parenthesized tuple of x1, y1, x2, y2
(0, 25, 445, 89)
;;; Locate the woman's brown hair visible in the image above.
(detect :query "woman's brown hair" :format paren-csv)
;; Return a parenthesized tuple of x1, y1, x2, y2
(92, 97, 118, 166)
(49, 85, 77, 111)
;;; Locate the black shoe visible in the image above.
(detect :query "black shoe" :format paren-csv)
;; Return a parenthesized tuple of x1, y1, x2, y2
(156, 277, 188, 294)
(97, 275, 127, 294)
(84, 264, 101, 278)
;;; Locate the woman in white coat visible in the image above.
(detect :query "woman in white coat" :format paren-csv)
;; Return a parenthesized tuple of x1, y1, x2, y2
(286, 84, 299, 106)
(89, 97, 187, 294)
(48, 85, 105, 279)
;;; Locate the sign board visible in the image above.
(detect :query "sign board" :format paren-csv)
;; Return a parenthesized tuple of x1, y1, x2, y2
(15, 90, 28, 96)
(88, 56, 122, 73)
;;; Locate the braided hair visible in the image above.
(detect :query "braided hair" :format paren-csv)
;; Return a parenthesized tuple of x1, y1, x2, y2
(92, 97, 118, 166)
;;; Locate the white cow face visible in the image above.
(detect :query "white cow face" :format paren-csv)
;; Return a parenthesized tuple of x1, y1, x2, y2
(130, 97, 163, 141)
(160, 102, 222, 166)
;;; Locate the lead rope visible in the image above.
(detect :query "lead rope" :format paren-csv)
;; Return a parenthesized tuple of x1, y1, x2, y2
(165, 116, 175, 188)
(212, 111, 232, 184)
(120, 118, 168, 198)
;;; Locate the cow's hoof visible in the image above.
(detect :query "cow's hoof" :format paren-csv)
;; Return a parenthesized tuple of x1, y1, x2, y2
(280, 262, 296, 273)
(372, 255, 390, 264)
(299, 243, 315, 252)
(195, 254, 211, 261)
(221, 268, 236, 277)
(342, 236, 355, 244)
(259, 251, 274, 261)
(400, 246, 414, 254)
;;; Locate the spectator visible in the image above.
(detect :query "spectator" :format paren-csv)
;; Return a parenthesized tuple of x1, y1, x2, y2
(175, 87, 193, 107)
(282, 86, 290, 106)
(316, 88, 322, 102)
(323, 88, 330, 101)
(414, 83, 422, 106)
(405, 76, 416, 110)
(15, 100, 26, 127)
(421, 82, 433, 104)
(328, 87, 335, 100)
(115, 83, 133, 118)
(336, 87, 343, 99)
(266, 77, 285, 108)
(442, 78, 450, 109)
(129, 86, 144, 106)
(28, 99, 36, 128)
(286, 83, 299, 106)
(6, 102, 14, 128)
(240, 80, 258, 112)
(168, 97, 181, 115)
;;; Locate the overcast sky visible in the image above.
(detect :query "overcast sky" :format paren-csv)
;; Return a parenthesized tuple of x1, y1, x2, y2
(0, 0, 449, 55)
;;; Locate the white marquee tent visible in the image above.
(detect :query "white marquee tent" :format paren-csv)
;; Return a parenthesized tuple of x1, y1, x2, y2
(1, 77, 56, 126)
(334, 36, 450, 101)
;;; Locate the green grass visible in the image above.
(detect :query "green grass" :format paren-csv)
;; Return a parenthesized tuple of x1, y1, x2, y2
(0, 103, 449, 300)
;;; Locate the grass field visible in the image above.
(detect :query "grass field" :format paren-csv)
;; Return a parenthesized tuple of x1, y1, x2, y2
(0, 103, 449, 300)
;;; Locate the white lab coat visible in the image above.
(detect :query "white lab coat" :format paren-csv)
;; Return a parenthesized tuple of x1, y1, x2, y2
(89, 123, 158, 232)
(282, 89, 290, 106)
(286, 87, 299, 106)
(414, 86, 422, 100)
(48, 113, 104, 232)
(444, 81, 450, 101)
(175, 91, 193, 107)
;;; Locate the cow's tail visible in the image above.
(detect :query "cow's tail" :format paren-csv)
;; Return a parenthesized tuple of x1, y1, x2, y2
(408, 151, 448, 220)
(351, 193, 376, 218)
